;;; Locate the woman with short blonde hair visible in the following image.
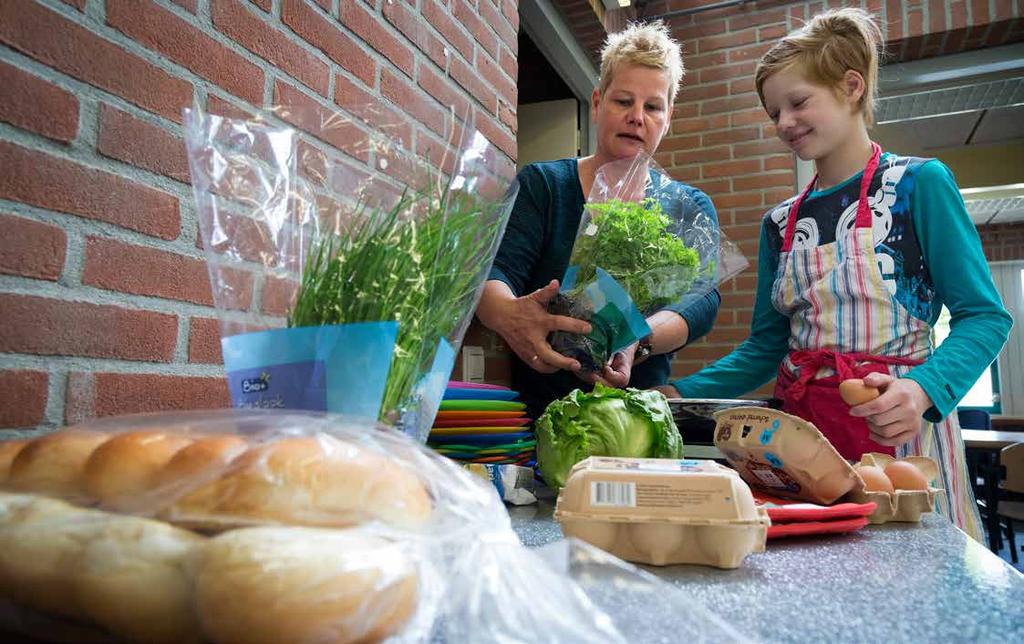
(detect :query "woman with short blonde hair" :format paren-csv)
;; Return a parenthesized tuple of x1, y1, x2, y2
(475, 21, 722, 420)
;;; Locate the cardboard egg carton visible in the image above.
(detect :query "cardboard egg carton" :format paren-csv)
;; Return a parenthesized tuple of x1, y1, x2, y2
(712, 407, 861, 505)
(846, 453, 942, 524)
(554, 457, 769, 569)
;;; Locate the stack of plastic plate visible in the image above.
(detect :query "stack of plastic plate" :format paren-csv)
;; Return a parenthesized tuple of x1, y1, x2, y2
(427, 381, 535, 467)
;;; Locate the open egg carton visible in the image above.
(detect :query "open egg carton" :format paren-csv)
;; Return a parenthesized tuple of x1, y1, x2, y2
(554, 457, 769, 569)
(712, 408, 942, 525)
(846, 453, 943, 524)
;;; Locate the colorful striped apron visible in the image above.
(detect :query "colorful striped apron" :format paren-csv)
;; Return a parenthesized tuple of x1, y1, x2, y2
(771, 143, 982, 541)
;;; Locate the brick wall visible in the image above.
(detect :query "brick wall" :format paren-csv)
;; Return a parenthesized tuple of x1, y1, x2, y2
(0, 0, 519, 433)
(979, 222, 1024, 262)
(631, 0, 1023, 394)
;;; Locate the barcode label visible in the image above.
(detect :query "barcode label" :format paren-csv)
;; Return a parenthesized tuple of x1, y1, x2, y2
(590, 481, 636, 507)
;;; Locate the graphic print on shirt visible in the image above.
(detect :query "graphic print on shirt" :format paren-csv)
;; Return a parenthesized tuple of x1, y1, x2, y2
(764, 155, 935, 323)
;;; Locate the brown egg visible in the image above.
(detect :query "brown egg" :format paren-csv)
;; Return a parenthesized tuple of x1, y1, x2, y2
(855, 464, 894, 494)
(838, 379, 880, 406)
(884, 461, 929, 491)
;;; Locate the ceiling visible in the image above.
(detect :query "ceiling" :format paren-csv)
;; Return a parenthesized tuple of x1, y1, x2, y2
(872, 45, 1024, 226)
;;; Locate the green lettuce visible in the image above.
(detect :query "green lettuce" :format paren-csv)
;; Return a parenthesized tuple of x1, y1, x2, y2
(536, 383, 684, 490)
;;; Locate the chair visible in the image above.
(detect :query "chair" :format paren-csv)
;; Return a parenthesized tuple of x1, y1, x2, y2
(996, 443, 1024, 563)
(958, 409, 992, 430)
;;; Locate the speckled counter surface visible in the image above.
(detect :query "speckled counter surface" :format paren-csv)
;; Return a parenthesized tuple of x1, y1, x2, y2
(509, 500, 1024, 643)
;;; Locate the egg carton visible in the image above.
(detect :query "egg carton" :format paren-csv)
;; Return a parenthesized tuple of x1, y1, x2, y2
(845, 453, 942, 524)
(712, 407, 861, 505)
(554, 457, 769, 569)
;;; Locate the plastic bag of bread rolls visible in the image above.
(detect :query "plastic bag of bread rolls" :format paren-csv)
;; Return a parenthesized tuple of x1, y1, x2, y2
(1, 409, 678, 644)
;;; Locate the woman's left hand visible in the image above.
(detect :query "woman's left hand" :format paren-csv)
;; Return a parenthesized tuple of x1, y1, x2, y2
(576, 343, 636, 388)
(848, 372, 932, 447)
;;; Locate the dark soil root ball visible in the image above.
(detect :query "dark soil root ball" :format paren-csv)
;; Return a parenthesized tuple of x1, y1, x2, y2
(546, 293, 607, 373)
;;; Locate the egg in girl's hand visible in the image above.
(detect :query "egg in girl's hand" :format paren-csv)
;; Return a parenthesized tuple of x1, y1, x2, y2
(854, 465, 894, 494)
(884, 461, 929, 491)
(839, 379, 880, 406)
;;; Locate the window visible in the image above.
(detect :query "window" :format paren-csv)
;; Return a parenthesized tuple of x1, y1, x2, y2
(933, 306, 1002, 413)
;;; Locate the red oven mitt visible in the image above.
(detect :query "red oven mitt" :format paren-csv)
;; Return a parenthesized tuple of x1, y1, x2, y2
(753, 492, 877, 540)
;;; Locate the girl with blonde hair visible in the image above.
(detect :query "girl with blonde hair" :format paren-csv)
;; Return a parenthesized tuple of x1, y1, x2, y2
(476, 21, 722, 419)
(661, 8, 1011, 541)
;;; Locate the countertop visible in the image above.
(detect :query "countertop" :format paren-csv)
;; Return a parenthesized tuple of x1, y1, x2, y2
(509, 499, 1024, 643)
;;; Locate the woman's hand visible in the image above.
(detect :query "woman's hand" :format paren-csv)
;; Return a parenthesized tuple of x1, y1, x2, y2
(848, 372, 931, 447)
(490, 280, 592, 373)
(576, 343, 636, 388)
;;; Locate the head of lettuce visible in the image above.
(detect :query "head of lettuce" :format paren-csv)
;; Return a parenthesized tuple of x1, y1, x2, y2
(536, 383, 684, 490)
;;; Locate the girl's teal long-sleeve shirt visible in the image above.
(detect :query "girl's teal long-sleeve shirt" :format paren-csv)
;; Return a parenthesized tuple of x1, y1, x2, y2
(673, 155, 1012, 422)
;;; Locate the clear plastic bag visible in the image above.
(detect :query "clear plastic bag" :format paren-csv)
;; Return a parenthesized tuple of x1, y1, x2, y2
(183, 102, 517, 443)
(0, 411, 748, 643)
(548, 151, 748, 372)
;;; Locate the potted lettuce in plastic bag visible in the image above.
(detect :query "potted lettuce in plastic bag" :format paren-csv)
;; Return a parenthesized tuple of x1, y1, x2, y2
(184, 103, 517, 443)
(548, 152, 748, 372)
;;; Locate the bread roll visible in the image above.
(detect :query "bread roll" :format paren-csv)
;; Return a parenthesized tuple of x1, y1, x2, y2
(75, 515, 205, 644)
(8, 430, 109, 501)
(0, 495, 105, 619)
(0, 440, 27, 484)
(197, 526, 419, 644)
(168, 436, 432, 531)
(83, 430, 192, 510)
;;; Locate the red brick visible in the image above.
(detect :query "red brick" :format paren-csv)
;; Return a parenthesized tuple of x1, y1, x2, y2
(341, 0, 415, 78)
(66, 372, 230, 423)
(380, 69, 447, 139)
(501, 0, 519, 31)
(383, 0, 449, 69)
(474, 109, 516, 161)
(758, 23, 787, 43)
(0, 214, 66, 281)
(275, 80, 370, 162)
(686, 51, 728, 70)
(453, 0, 499, 59)
(498, 101, 516, 131)
(450, 57, 498, 112)
(671, 113, 730, 135)
(213, 0, 329, 96)
(701, 94, 760, 116)
(699, 28, 759, 54)
(477, 49, 517, 105)
(173, 0, 198, 11)
(702, 126, 760, 147)
(198, 213, 276, 265)
(733, 172, 794, 191)
(728, 42, 774, 64)
(690, 178, 730, 196)
(207, 95, 256, 120)
(733, 138, 787, 158)
(423, 0, 475, 61)
(0, 141, 179, 240)
(712, 191, 764, 209)
(729, 7, 788, 30)
(682, 82, 728, 102)
(0, 371, 48, 428)
(700, 60, 757, 84)
(764, 154, 794, 171)
(335, 73, 413, 149)
(479, 0, 516, 49)
(672, 18, 727, 41)
(672, 145, 730, 167)
(261, 275, 298, 316)
(82, 237, 253, 310)
(0, 2, 192, 122)
(418, 64, 471, 119)
(248, 0, 271, 9)
(189, 317, 224, 364)
(416, 128, 458, 177)
(656, 133, 700, 152)
(107, 0, 261, 105)
(702, 158, 760, 178)
(0, 61, 78, 143)
(282, 0, 376, 87)
(0, 294, 178, 361)
(498, 45, 518, 84)
(97, 105, 189, 183)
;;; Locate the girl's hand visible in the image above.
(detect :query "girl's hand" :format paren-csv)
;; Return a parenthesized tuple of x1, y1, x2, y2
(848, 372, 932, 447)
(494, 280, 592, 374)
